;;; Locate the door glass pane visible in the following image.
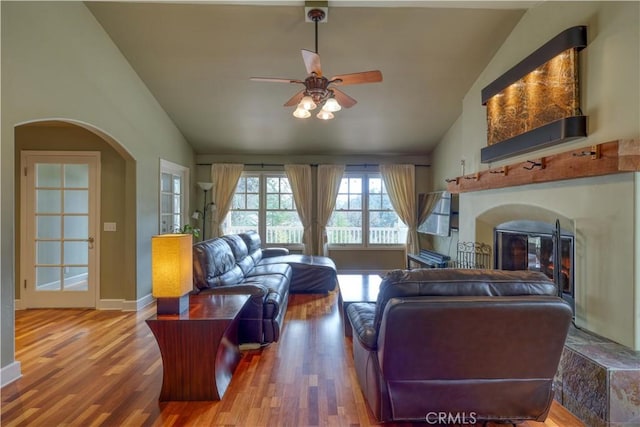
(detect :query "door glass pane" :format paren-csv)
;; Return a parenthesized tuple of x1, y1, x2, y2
(172, 175, 181, 193)
(37, 216, 61, 239)
(64, 190, 88, 213)
(160, 215, 171, 234)
(36, 267, 61, 290)
(161, 173, 171, 192)
(64, 164, 88, 187)
(64, 267, 88, 291)
(37, 241, 60, 264)
(173, 196, 181, 213)
(64, 242, 88, 265)
(36, 190, 61, 213)
(36, 164, 61, 187)
(161, 194, 171, 212)
(64, 216, 88, 239)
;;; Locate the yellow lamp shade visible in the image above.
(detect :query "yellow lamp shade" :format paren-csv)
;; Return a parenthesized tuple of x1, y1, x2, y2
(152, 234, 193, 298)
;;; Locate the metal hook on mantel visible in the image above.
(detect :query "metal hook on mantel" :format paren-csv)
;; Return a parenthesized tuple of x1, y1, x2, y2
(489, 166, 508, 176)
(445, 177, 459, 184)
(523, 159, 546, 170)
(572, 145, 601, 160)
(463, 173, 480, 181)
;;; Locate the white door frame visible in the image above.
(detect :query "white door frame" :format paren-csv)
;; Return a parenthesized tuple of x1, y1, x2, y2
(20, 151, 101, 308)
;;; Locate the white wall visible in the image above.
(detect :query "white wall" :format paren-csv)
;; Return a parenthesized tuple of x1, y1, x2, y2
(431, 1, 640, 349)
(1, 2, 194, 372)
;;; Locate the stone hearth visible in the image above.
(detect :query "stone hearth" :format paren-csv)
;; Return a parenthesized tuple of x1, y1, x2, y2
(554, 326, 640, 426)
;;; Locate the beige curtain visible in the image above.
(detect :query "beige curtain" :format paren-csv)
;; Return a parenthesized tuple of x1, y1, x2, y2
(210, 163, 244, 238)
(285, 164, 313, 255)
(417, 191, 442, 227)
(316, 164, 345, 256)
(379, 164, 419, 255)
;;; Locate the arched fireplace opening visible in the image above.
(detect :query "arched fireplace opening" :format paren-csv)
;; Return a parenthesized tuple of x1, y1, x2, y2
(494, 220, 575, 314)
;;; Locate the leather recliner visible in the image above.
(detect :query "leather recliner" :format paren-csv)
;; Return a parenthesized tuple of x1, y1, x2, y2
(346, 269, 572, 424)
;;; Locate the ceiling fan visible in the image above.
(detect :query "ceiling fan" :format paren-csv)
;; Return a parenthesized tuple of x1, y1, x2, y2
(250, 8, 383, 120)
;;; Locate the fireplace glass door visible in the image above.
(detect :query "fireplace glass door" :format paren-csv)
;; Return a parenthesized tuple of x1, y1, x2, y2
(495, 230, 573, 295)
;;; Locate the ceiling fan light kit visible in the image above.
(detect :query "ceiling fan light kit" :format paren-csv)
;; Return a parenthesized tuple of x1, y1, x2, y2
(250, 4, 382, 121)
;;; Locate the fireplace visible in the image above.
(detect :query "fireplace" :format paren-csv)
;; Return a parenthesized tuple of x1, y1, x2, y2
(494, 220, 575, 313)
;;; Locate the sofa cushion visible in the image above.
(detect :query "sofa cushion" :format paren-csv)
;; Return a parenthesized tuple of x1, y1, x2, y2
(374, 269, 558, 333)
(193, 238, 244, 290)
(239, 231, 263, 264)
(222, 234, 255, 275)
(258, 254, 337, 293)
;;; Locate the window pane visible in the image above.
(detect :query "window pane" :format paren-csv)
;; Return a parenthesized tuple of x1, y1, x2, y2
(369, 193, 382, 210)
(64, 164, 88, 187)
(246, 177, 260, 192)
(335, 195, 348, 210)
(37, 190, 61, 213)
(173, 196, 181, 214)
(247, 194, 259, 210)
(349, 178, 362, 193)
(382, 194, 393, 210)
(64, 267, 88, 291)
(232, 194, 245, 209)
(280, 178, 292, 194)
(280, 194, 293, 210)
(266, 194, 279, 209)
(236, 177, 246, 193)
(369, 211, 407, 244)
(338, 178, 349, 193)
(64, 190, 88, 214)
(36, 164, 61, 187)
(230, 211, 259, 227)
(266, 177, 279, 193)
(64, 216, 88, 239)
(36, 267, 60, 290)
(161, 173, 172, 192)
(266, 211, 302, 244)
(161, 194, 171, 212)
(64, 242, 88, 265)
(369, 177, 382, 194)
(37, 216, 61, 239)
(172, 175, 181, 193)
(37, 241, 60, 264)
(349, 195, 362, 210)
(327, 211, 362, 244)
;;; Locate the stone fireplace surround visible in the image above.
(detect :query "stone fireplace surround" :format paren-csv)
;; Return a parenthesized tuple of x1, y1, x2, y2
(451, 174, 639, 426)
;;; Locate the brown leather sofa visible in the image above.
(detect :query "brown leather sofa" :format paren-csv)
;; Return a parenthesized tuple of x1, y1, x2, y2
(346, 269, 572, 424)
(192, 231, 337, 345)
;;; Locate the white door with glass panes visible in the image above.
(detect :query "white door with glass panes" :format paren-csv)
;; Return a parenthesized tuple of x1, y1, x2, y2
(21, 152, 100, 308)
(159, 159, 189, 234)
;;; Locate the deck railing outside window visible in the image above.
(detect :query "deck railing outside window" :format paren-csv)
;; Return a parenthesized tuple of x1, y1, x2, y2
(224, 225, 407, 245)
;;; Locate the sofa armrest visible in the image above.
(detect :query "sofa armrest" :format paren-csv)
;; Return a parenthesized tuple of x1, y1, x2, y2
(195, 283, 268, 298)
(346, 303, 378, 351)
(262, 247, 290, 258)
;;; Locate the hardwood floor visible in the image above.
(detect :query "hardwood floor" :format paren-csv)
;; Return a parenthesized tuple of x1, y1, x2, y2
(1, 292, 584, 427)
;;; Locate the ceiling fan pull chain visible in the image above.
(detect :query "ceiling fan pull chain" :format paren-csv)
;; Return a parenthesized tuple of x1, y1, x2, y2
(315, 17, 319, 53)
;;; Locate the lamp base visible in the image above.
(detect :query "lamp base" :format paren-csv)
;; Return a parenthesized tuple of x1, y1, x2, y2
(156, 294, 190, 315)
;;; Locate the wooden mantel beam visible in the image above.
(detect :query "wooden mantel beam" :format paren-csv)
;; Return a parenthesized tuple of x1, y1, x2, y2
(446, 139, 640, 194)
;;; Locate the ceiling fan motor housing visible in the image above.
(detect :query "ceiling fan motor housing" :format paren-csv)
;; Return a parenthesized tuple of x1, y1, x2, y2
(305, 75, 331, 103)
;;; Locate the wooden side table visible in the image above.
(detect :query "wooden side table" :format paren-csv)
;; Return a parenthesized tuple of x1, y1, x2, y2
(146, 294, 250, 401)
(337, 274, 382, 337)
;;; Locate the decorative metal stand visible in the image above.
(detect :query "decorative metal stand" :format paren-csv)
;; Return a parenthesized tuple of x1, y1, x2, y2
(452, 242, 492, 269)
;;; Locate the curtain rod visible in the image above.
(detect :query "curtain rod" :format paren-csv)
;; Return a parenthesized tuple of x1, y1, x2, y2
(196, 162, 430, 167)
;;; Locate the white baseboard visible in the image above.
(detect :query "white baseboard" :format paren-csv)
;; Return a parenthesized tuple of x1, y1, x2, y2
(1, 361, 22, 387)
(17, 296, 153, 312)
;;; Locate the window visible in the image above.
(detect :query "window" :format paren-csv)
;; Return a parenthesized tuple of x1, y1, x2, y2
(159, 160, 189, 234)
(225, 173, 303, 246)
(327, 173, 407, 246)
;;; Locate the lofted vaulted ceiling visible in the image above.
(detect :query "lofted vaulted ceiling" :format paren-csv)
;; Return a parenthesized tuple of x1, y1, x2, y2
(86, 1, 533, 156)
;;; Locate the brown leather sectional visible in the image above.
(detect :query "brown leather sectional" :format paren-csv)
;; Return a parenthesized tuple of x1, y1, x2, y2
(192, 231, 337, 345)
(346, 268, 572, 424)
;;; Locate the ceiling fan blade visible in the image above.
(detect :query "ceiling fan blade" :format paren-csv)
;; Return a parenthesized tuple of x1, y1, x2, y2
(284, 90, 306, 107)
(330, 70, 383, 86)
(301, 49, 322, 76)
(332, 88, 357, 108)
(250, 77, 304, 84)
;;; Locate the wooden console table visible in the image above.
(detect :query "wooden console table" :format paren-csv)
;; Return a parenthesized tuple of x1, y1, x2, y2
(146, 294, 250, 401)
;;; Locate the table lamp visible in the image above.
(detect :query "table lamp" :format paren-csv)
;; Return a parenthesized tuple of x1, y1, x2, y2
(152, 233, 193, 315)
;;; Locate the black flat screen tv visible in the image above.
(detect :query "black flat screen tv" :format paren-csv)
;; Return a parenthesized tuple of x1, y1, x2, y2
(417, 191, 452, 237)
